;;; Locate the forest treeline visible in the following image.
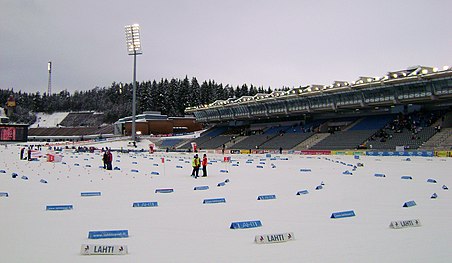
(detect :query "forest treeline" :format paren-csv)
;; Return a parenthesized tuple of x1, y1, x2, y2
(1, 76, 274, 124)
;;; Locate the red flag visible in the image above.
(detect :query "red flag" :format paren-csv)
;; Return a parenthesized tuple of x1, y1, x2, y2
(161, 157, 165, 164)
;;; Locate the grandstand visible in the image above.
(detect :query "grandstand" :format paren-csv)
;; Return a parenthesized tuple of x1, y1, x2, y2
(28, 111, 113, 142)
(59, 112, 104, 127)
(182, 65, 452, 152)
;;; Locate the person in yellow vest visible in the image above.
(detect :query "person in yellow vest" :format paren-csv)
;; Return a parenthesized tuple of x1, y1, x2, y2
(191, 154, 201, 178)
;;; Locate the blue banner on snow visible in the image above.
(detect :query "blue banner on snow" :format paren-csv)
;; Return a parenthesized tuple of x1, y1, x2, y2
(133, 202, 158, 207)
(88, 230, 129, 239)
(155, 188, 174, 193)
(257, 195, 276, 200)
(403, 200, 417, 207)
(81, 192, 101, 197)
(203, 198, 226, 204)
(194, 186, 209, 191)
(330, 210, 356, 219)
(46, 205, 73, 211)
(297, 190, 309, 195)
(230, 220, 262, 229)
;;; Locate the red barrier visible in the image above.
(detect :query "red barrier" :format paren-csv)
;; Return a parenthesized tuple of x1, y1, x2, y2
(299, 150, 331, 155)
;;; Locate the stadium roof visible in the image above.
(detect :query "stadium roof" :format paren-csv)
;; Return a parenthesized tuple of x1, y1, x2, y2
(186, 65, 451, 112)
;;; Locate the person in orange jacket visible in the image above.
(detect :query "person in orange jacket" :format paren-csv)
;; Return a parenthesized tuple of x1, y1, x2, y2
(201, 154, 208, 177)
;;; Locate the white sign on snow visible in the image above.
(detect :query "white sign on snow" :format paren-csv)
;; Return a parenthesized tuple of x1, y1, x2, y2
(389, 219, 421, 229)
(80, 244, 128, 255)
(254, 232, 295, 244)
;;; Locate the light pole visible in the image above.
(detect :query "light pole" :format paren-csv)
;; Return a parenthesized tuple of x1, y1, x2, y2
(125, 24, 142, 142)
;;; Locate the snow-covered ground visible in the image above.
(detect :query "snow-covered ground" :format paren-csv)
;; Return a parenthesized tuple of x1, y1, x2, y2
(1, 142, 451, 262)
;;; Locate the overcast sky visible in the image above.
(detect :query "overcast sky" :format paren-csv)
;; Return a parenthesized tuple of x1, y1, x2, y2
(1, 0, 451, 94)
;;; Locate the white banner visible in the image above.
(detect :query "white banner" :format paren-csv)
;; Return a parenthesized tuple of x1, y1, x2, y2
(389, 219, 421, 229)
(255, 232, 295, 244)
(80, 244, 128, 255)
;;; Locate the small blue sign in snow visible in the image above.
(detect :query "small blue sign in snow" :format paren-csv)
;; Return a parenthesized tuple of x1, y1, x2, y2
(401, 176, 413, 180)
(155, 188, 174, 193)
(403, 200, 417, 207)
(230, 220, 262, 229)
(21, 176, 28, 180)
(259, 162, 265, 165)
(114, 167, 121, 170)
(257, 195, 276, 200)
(297, 190, 309, 195)
(257, 165, 264, 168)
(81, 192, 101, 197)
(315, 185, 323, 190)
(232, 164, 239, 166)
(12, 173, 18, 178)
(194, 186, 209, 190)
(431, 193, 438, 199)
(40, 179, 48, 183)
(330, 210, 356, 219)
(133, 201, 158, 207)
(132, 162, 138, 164)
(443, 185, 449, 190)
(300, 169, 312, 172)
(203, 198, 226, 204)
(176, 165, 183, 168)
(217, 182, 226, 187)
(0, 170, 6, 173)
(342, 170, 353, 175)
(74, 163, 80, 166)
(427, 179, 437, 183)
(46, 205, 73, 211)
(151, 172, 160, 175)
(374, 173, 386, 177)
(88, 230, 129, 239)
(153, 164, 159, 166)
(220, 170, 228, 173)
(131, 169, 139, 173)
(0, 192, 9, 197)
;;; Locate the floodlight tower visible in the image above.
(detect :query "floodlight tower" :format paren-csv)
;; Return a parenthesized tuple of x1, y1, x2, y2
(125, 24, 142, 142)
(47, 61, 52, 95)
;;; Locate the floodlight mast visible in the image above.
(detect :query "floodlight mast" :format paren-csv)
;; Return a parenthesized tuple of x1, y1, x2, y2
(47, 61, 52, 95)
(125, 24, 142, 142)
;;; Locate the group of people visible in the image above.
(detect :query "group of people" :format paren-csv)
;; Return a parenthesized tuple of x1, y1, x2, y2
(102, 148, 113, 170)
(191, 153, 208, 178)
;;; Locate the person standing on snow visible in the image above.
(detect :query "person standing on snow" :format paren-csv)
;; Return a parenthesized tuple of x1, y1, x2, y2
(191, 154, 200, 178)
(201, 154, 208, 177)
(102, 148, 108, 169)
(106, 149, 113, 170)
